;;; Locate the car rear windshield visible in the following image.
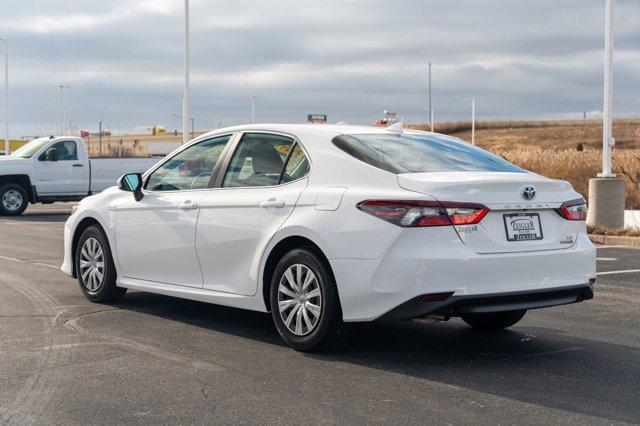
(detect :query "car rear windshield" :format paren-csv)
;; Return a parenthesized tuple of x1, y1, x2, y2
(332, 133, 525, 174)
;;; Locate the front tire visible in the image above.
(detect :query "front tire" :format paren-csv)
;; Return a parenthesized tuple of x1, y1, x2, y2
(270, 248, 342, 351)
(461, 310, 526, 330)
(75, 225, 126, 303)
(0, 183, 28, 216)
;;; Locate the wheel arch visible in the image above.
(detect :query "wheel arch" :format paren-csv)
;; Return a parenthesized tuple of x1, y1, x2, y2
(0, 174, 36, 203)
(261, 235, 341, 315)
(70, 216, 109, 278)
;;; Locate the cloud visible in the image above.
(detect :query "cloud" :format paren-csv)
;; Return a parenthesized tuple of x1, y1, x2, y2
(0, 0, 638, 137)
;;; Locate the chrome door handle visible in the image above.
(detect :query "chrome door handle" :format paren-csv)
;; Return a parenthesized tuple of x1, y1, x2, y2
(178, 201, 198, 210)
(259, 199, 285, 208)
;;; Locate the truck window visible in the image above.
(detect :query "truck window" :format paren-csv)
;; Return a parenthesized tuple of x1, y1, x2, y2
(51, 141, 78, 161)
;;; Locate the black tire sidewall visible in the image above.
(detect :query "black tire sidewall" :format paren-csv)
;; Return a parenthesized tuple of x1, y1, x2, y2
(270, 248, 341, 351)
(0, 183, 28, 216)
(75, 225, 123, 303)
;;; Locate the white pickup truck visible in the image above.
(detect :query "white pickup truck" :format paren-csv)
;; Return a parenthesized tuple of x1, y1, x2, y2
(0, 136, 160, 215)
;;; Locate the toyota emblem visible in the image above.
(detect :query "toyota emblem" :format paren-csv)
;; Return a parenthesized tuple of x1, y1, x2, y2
(522, 186, 536, 200)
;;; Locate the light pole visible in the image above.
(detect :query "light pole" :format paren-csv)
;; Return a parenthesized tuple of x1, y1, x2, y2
(182, 0, 190, 145)
(599, 0, 615, 178)
(1, 37, 8, 154)
(587, 0, 625, 229)
(246, 96, 258, 124)
(465, 97, 476, 145)
(37, 106, 44, 137)
(428, 62, 433, 132)
(62, 104, 67, 135)
(53, 85, 70, 135)
(172, 114, 194, 139)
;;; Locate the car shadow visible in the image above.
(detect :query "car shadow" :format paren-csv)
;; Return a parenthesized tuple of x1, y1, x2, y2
(1, 213, 69, 223)
(115, 291, 640, 423)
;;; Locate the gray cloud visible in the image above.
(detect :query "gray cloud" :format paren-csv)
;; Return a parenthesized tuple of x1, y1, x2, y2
(0, 0, 638, 137)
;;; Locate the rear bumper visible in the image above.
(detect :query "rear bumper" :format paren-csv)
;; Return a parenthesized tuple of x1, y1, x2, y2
(331, 227, 596, 322)
(378, 284, 594, 321)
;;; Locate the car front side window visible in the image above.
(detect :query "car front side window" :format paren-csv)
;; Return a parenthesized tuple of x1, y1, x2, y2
(145, 135, 231, 191)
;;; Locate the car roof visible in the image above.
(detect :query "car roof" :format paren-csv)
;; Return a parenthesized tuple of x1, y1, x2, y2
(197, 123, 430, 141)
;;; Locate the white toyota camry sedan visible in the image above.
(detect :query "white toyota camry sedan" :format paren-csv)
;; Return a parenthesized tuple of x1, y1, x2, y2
(62, 124, 596, 351)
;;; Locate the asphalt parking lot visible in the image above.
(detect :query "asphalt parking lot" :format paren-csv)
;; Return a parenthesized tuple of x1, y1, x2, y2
(1, 204, 639, 424)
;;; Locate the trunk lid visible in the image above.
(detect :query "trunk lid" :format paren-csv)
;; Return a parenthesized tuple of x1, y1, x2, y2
(397, 171, 583, 254)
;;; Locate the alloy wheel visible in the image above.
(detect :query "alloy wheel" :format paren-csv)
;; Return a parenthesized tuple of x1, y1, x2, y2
(79, 237, 105, 292)
(277, 264, 322, 336)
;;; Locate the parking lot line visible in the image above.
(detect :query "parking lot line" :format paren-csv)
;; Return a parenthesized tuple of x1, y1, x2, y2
(0, 254, 59, 270)
(597, 269, 640, 276)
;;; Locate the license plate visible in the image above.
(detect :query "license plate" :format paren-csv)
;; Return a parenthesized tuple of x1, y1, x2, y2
(503, 213, 543, 241)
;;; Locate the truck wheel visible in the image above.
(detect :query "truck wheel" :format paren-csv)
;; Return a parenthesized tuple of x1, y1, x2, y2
(75, 225, 126, 303)
(461, 310, 526, 330)
(0, 183, 29, 216)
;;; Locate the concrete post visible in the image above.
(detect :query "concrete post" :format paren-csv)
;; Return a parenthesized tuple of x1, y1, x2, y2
(587, 178, 625, 229)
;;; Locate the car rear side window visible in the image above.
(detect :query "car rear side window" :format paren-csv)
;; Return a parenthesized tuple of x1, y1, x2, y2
(332, 133, 524, 174)
(223, 133, 309, 188)
(281, 144, 310, 184)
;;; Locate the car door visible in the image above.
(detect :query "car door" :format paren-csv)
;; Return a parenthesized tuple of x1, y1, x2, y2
(114, 134, 232, 288)
(36, 140, 87, 195)
(196, 132, 311, 295)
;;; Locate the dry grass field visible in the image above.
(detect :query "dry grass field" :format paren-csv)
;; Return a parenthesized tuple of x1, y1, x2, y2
(409, 119, 640, 209)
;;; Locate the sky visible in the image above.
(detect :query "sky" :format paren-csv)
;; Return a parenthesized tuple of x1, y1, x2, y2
(0, 0, 638, 138)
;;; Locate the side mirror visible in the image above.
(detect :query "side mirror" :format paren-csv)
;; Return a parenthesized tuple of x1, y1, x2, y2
(117, 173, 144, 201)
(45, 148, 58, 162)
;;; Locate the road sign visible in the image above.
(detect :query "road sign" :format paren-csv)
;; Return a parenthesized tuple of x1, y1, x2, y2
(308, 114, 327, 124)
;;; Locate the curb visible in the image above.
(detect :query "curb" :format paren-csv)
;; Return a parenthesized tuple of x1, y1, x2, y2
(589, 234, 640, 248)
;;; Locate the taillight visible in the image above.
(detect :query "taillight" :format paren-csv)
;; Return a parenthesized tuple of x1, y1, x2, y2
(356, 200, 489, 227)
(557, 198, 587, 221)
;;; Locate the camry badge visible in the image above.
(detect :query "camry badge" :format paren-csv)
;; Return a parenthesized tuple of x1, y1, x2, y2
(522, 186, 536, 200)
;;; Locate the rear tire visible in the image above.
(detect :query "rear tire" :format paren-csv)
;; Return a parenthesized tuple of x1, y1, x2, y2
(270, 248, 343, 352)
(0, 183, 28, 216)
(75, 225, 126, 303)
(461, 310, 526, 330)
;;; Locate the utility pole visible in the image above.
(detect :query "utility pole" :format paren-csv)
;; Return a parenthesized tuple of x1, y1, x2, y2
(246, 96, 258, 124)
(53, 85, 70, 136)
(1, 37, 8, 154)
(428, 62, 433, 132)
(587, 0, 624, 229)
(98, 119, 102, 157)
(182, 0, 190, 145)
(465, 97, 476, 145)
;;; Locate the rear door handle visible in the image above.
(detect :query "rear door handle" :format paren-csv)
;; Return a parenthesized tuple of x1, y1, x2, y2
(259, 199, 285, 208)
(178, 201, 199, 210)
(73, 164, 84, 167)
